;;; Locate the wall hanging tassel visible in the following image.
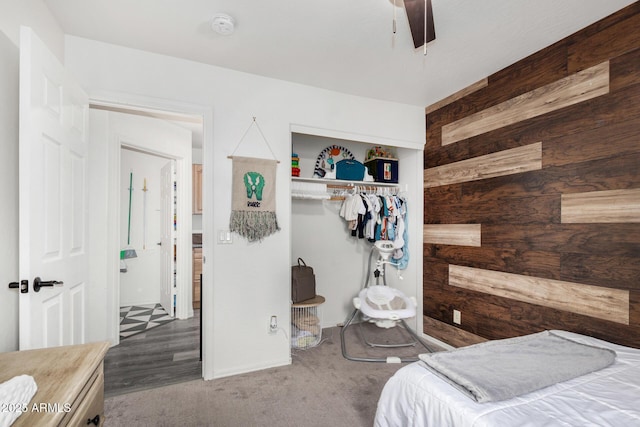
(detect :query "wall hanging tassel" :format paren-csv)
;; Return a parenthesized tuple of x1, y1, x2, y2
(229, 156, 280, 242)
(227, 117, 281, 242)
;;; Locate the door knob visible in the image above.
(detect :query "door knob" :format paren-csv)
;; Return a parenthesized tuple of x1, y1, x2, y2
(7, 280, 28, 293)
(33, 277, 64, 292)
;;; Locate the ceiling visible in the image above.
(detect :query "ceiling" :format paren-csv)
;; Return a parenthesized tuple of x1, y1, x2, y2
(45, 0, 635, 108)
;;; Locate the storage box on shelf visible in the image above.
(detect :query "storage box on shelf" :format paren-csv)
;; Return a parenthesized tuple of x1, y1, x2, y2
(364, 157, 398, 183)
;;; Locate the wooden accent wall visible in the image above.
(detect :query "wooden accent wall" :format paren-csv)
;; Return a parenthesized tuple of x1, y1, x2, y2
(423, 3, 640, 349)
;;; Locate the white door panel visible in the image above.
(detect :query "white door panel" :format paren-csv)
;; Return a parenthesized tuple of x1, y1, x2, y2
(19, 26, 89, 350)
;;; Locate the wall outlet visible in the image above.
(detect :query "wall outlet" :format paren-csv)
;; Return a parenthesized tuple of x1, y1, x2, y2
(269, 315, 278, 334)
(453, 309, 461, 325)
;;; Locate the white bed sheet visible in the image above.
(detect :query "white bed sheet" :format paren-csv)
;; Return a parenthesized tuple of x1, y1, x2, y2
(374, 331, 640, 427)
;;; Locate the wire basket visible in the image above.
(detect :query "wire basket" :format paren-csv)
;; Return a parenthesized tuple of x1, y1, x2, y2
(291, 296, 324, 349)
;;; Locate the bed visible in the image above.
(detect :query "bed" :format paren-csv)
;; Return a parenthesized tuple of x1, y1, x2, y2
(374, 330, 640, 427)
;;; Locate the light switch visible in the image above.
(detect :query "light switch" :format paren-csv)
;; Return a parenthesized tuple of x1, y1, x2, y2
(217, 230, 233, 244)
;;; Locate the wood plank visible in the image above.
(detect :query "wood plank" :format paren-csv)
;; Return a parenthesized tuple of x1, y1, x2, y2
(426, 40, 568, 132)
(426, 84, 640, 169)
(510, 302, 640, 349)
(546, 155, 637, 197)
(426, 282, 526, 331)
(431, 245, 561, 280)
(456, 152, 640, 205)
(422, 270, 639, 343)
(426, 269, 640, 348)
(422, 315, 488, 348)
(543, 118, 640, 167)
(562, 188, 640, 223)
(424, 142, 542, 188)
(441, 62, 610, 146)
(425, 78, 488, 115)
(487, 39, 569, 101)
(481, 223, 640, 257)
(424, 184, 462, 206)
(561, 253, 640, 290)
(448, 265, 630, 325)
(631, 291, 640, 330)
(423, 224, 481, 246)
(425, 194, 559, 225)
(568, 11, 640, 74)
(565, 2, 640, 46)
(422, 257, 449, 284)
(610, 47, 640, 92)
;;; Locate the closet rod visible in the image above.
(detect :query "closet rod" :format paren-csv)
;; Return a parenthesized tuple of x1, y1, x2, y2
(325, 183, 402, 192)
(325, 183, 404, 201)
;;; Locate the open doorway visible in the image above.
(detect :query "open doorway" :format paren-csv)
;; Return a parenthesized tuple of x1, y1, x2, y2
(118, 149, 175, 335)
(89, 104, 205, 396)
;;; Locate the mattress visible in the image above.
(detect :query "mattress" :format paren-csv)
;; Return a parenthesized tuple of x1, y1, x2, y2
(374, 330, 640, 427)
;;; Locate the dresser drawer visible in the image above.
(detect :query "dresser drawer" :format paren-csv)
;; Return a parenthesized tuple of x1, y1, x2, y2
(66, 368, 104, 426)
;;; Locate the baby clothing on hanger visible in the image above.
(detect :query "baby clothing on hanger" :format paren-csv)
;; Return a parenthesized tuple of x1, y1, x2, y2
(339, 193, 365, 233)
(339, 190, 410, 270)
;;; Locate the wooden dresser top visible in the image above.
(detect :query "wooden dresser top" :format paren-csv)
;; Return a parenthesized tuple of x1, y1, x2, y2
(0, 341, 109, 425)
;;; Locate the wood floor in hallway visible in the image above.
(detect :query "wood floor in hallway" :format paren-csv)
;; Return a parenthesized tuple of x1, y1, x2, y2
(104, 309, 202, 398)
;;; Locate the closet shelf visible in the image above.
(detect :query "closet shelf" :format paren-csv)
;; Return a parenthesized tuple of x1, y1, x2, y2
(291, 176, 399, 188)
(291, 177, 403, 202)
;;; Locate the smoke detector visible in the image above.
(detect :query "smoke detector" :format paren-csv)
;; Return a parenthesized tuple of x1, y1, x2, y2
(211, 13, 236, 36)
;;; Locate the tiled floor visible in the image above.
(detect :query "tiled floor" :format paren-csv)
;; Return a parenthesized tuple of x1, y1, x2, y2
(119, 303, 174, 339)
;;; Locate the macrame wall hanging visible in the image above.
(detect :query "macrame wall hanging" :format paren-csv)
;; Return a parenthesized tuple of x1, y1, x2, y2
(228, 118, 280, 242)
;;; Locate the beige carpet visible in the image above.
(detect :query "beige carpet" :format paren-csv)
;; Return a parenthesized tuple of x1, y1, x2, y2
(104, 324, 441, 427)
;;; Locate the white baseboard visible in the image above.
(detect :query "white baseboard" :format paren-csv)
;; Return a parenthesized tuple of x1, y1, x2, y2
(211, 357, 292, 380)
(422, 333, 455, 351)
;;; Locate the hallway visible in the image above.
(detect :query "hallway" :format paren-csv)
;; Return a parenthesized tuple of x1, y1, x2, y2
(104, 310, 201, 397)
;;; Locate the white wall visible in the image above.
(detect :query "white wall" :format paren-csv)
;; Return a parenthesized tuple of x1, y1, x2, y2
(119, 148, 168, 306)
(0, 0, 65, 352)
(64, 35, 425, 379)
(0, 0, 64, 62)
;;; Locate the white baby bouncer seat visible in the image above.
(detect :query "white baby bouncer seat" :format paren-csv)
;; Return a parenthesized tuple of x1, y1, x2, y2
(340, 241, 434, 363)
(355, 285, 417, 328)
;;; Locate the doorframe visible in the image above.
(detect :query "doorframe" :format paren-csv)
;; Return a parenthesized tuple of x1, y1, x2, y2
(90, 90, 213, 378)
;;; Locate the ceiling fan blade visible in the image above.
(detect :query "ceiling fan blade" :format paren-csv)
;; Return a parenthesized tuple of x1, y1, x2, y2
(403, 0, 436, 49)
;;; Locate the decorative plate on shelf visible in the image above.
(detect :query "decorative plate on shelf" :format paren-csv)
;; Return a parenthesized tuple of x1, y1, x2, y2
(313, 145, 355, 179)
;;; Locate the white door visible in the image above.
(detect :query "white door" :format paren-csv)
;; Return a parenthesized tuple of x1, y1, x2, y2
(18, 27, 90, 350)
(160, 160, 176, 317)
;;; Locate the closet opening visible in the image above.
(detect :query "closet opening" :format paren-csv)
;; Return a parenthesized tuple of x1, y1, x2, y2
(290, 131, 424, 357)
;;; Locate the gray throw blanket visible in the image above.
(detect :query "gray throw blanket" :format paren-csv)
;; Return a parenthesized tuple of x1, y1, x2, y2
(419, 331, 616, 403)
